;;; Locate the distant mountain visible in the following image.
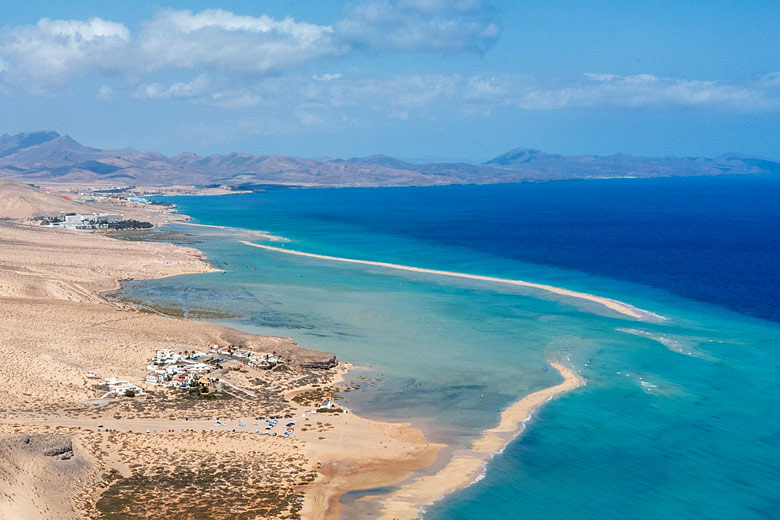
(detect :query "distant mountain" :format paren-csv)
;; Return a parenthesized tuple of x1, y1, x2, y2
(0, 131, 777, 188)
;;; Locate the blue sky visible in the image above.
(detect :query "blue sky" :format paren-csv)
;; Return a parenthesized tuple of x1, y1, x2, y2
(1, 0, 779, 160)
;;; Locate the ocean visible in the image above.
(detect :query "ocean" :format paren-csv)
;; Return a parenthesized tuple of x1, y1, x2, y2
(120, 175, 780, 519)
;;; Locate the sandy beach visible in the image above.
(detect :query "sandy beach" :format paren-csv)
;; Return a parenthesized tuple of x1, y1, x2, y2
(374, 363, 585, 520)
(177, 221, 289, 242)
(240, 241, 653, 320)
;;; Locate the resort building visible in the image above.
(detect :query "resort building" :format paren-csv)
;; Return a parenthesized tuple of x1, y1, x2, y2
(61, 213, 123, 229)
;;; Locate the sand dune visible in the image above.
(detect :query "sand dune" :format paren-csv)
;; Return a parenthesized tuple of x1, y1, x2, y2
(0, 179, 89, 219)
(241, 241, 652, 319)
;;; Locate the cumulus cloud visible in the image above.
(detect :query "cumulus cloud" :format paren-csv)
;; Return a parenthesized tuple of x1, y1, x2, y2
(1, 6, 778, 121)
(336, 0, 499, 52)
(0, 17, 129, 91)
(0, 3, 500, 92)
(136, 9, 341, 75)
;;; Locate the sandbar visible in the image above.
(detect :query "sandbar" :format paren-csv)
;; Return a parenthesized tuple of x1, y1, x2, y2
(241, 241, 651, 319)
(374, 362, 584, 520)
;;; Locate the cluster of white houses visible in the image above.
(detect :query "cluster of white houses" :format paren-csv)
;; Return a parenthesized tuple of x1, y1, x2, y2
(99, 378, 146, 399)
(208, 345, 284, 369)
(146, 349, 213, 389)
(144, 346, 285, 390)
(43, 213, 124, 229)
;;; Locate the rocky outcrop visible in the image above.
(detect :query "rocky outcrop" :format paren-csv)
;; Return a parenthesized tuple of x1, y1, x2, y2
(296, 353, 339, 370)
(213, 330, 338, 369)
(19, 434, 74, 460)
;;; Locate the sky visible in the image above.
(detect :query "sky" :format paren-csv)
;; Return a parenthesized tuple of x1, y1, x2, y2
(1, 0, 779, 161)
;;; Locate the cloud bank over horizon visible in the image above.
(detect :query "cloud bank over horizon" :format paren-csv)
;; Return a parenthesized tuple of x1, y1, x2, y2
(1, 1, 779, 159)
(0, 3, 498, 88)
(2, 4, 778, 117)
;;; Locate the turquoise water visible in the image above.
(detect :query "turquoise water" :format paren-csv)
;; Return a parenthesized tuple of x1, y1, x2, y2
(121, 179, 780, 519)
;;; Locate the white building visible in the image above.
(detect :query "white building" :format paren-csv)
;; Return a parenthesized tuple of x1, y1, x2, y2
(63, 213, 123, 229)
(99, 379, 145, 398)
(153, 349, 179, 365)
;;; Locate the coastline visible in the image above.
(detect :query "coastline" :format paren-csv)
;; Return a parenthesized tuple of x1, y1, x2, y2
(374, 363, 584, 520)
(106, 222, 593, 520)
(240, 241, 654, 320)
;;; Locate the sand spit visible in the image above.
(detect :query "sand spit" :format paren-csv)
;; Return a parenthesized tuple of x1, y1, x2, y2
(177, 221, 288, 242)
(241, 241, 651, 320)
(373, 363, 584, 520)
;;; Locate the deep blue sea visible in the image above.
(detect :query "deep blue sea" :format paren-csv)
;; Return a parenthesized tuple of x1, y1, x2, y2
(122, 175, 780, 519)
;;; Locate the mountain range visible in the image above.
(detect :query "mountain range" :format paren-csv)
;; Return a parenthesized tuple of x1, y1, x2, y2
(1, 131, 778, 189)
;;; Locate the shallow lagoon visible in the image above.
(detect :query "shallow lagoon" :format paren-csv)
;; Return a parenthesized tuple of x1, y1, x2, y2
(121, 178, 780, 518)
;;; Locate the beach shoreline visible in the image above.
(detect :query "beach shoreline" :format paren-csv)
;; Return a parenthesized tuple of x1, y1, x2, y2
(373, 362, 585, 520)
(295, 362, 584, 520)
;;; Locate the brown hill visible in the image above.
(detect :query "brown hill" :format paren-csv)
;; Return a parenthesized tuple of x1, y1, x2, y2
(1, 131, 779, 188)
(0, 179, 88, 219)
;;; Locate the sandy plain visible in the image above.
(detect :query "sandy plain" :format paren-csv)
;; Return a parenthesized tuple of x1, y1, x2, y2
(0, 180, 432, 519)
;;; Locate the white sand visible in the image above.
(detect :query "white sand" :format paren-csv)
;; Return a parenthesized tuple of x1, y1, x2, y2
(241, 241, 651, 319)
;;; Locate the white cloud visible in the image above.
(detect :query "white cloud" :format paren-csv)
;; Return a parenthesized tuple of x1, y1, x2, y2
(132, 71, 780, 128)
(135, 75, 264, 109)
(1, 7, 778, 121)
(0, 4, 500, 92)
(136, 9, 341, 75)
(96, 84, 113, 100)
(0, 17, 129, 91)
(336, 0, 499, 52)
(313, 73, 343, 81)
(136, 75, 211, 100)
(207, 91, 262, 109)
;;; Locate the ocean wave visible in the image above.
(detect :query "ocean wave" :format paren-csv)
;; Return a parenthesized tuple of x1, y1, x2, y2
(617, 371, 660, 394)
(617, 327, 702, 358)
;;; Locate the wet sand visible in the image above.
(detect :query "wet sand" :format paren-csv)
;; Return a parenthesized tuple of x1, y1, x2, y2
(240, 241, 652, 319)
(178, 222, 288, 241)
